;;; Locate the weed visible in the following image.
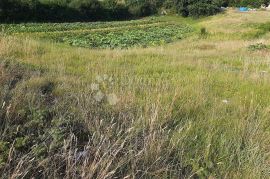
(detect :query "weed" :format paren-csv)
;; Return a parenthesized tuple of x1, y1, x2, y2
(248, 43, 270, 51)
(1, 10, 270, 178)
(200, 27, 208, 38)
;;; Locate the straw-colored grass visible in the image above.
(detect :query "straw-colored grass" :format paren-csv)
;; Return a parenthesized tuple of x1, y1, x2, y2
(1, 9, 270, 178)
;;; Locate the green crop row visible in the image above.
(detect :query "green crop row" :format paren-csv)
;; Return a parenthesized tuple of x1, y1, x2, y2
(1, 19, 193, 49)
(0, 18, 160, 34)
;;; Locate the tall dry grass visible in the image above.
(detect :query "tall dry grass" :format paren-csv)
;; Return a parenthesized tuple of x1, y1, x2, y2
(1, 10, 270, 178)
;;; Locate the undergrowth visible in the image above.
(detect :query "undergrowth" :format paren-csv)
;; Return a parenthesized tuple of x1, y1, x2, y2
(0, 60, 191, 178)
(248, 43, 270, 51)
(1, 11, 270, 178)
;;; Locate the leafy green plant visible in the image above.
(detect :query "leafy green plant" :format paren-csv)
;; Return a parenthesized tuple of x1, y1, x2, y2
(200, 27, 208, 38)
(0, 18, 160, 33)
(41, 23, 192, 48)
(2, 19, 192, 49)
(248, 43, 270, 51)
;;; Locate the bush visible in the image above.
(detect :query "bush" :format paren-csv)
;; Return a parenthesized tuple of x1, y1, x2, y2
(240, 0, 261, 7)
(127, 0, 158, 17)
(0, 0, 132, 22)
(200, 27, 208, 38)
(176, 0, 189, 17)
(163, 0, 176, 9)
(176, 0, 221, 17)
(102, 0, 131, 20)
(224, 0, 270, 7)
(188, 1, 220, 17)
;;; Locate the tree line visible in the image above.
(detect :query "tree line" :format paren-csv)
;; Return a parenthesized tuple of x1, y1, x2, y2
(0, 0, 269, 22)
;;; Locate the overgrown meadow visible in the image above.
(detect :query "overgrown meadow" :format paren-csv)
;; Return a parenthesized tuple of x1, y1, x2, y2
(1, 9, 270, 178)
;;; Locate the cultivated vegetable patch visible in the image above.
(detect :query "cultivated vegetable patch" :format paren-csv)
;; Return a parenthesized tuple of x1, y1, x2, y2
(1, 19, 192, 49)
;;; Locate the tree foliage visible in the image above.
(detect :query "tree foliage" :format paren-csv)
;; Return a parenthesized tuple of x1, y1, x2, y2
(0, 0, 270, 22)
(0, 0, 131, 22)
(175, 0, 222, 17)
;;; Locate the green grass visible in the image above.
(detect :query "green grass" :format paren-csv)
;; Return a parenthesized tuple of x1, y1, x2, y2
(1, 9, 270, 178)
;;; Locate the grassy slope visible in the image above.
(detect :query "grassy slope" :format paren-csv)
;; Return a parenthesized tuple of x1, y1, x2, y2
(1, 9, 270, 178)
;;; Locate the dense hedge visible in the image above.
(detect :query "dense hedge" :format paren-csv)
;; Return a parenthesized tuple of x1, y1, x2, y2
(174, 0, 223, 17)
(0, 0, 270, 22)
(188, 1, 221, 17)
(222, 0, 269, 7)
(174, 0, 270, 17)
(0, 0, 132, 22)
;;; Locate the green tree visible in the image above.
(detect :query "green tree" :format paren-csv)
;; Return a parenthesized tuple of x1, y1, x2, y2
(176, 0, 221, 17)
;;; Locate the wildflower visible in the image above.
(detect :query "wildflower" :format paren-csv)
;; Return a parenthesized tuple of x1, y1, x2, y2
(94, 91, 104, 102)
(222, 99, 229, 104)
(90, 83, 99, 91)
(107, 93, 119, 105)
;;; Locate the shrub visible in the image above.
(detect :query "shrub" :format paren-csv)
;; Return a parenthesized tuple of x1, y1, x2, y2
(240, 0, 261, 7)
(127, 0, 158, 17)
(224, 0, 270, 7)
(102, 0, 131, 19)
(200, 27, 208, 38)
(188, 1, 220, 17)
(176, 0, 221, 17)
(0, 0, 131, 22)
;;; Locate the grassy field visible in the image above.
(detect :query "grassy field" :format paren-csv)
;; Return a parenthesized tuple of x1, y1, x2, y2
(1, 9, 270, 178)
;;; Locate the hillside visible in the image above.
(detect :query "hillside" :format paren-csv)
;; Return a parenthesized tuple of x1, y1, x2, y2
(1, 9, 270, 178)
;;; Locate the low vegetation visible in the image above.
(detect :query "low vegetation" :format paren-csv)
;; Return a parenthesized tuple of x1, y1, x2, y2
(1, 19, 192, 48)
(248, 43, 270, 50)
(1, 8, 270, 179)
(0, 19, 160, 33)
